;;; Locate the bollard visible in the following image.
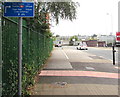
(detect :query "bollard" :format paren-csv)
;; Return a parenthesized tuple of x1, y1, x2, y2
(112, 45, 116, 65)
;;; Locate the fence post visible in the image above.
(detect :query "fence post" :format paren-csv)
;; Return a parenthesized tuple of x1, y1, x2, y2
(0, 2, 2, 97)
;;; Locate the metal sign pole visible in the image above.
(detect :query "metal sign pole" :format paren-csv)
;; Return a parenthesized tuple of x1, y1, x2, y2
(0, 2, 2, 97)
(18, 0, 22, 95)
(18, 17, 22, 96)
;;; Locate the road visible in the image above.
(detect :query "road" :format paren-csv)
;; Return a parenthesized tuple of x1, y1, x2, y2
(64, 46, 118, 64)
(84, 47, 118, 63)
(33, 46, 119, 95)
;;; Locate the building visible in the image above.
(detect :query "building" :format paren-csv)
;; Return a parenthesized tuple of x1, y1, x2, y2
(97, 35, 115, 46)
(77, 35, 90, 41)
(82, 40, 106, 47)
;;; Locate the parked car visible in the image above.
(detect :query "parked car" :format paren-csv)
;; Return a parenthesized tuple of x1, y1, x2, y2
(55, 44, 62, 47)
(76, 43, 88, 50)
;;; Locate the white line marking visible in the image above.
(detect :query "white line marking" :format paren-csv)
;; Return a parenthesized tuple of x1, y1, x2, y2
(114, 66, 120, 69)
(62, 50, 69, 59)
(99, 56, 113, 62)
(86, 67, 95, 70)
(99, 56, 104, 58)
(93, 55, 118, 63)
(109, 59, 113, 62)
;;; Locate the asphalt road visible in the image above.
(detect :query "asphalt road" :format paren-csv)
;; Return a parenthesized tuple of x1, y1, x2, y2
(84, 47, 118, 62)
(63, 46, 118, 64)
(61, 46, 118, 72)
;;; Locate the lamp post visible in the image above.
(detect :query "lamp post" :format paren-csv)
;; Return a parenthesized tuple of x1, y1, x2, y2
(106, 13, 114, 45)
(0, 2, 2, 97)
(106, 13, 113, 34)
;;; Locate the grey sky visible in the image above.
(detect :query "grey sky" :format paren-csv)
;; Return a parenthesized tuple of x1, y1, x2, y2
(50, 0, 119, 36)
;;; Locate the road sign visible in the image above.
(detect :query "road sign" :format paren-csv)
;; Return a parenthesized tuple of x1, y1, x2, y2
(116, 32, 120, 47)
(4, 2, 34, 17)
(116, 32, 120, 41)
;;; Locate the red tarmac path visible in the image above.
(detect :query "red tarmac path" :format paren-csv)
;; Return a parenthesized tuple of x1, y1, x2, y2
(39, 70, 119, 79)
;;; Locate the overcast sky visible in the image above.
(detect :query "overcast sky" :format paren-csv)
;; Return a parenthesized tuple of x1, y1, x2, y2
(50, 0, 119, 36)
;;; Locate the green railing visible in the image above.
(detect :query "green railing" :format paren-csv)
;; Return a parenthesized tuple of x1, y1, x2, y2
(2, 17, 53, 96)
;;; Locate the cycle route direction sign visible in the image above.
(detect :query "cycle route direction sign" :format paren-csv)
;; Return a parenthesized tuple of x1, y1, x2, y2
(4, 2, 34, 17)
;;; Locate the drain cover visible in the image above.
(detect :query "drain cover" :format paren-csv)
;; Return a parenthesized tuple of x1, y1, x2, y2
(54, 82, 67, 86)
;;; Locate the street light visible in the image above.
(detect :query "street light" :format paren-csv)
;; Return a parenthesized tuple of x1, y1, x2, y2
(0, 2, 2, 97)
(106, 12, 114, 45)
(106, 13, 113, 33)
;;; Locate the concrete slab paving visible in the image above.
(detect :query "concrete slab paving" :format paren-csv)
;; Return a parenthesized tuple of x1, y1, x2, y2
(33, 84, 118, 95)
(44, 48, 73, 70)
(37, 76, 118, 85)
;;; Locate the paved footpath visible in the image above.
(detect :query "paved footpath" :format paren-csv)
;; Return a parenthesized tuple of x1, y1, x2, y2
(33, 47, 119, 96)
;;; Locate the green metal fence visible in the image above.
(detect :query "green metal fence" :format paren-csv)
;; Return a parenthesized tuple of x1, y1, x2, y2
(2, 17, 53, 96)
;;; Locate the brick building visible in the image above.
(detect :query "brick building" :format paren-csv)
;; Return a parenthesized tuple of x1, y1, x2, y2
(82, 40, 105, 47)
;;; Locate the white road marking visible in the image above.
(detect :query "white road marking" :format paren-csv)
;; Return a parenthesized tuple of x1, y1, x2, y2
(99, 56, 104, 58)
(99, 56, 113, 62)
(99, 56, 118, 63)
(114, 66, 120, 69)
(62, 50, 69, 59)
(86, 67, 95, 70)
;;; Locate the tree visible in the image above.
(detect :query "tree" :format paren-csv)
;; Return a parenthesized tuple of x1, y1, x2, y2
(24, 2, 79, 33)
(69, 35, 78, 41)
(89, 34, 97, 40)
(92, 34, 97, 38)
(56, 35, 60, 37)
(37, 2, 79, 24)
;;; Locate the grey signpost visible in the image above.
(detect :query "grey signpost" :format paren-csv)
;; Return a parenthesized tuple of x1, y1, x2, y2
(19, 0, 22, 95)
(18, 17, 22, 96)
(4, 2, 34, 96)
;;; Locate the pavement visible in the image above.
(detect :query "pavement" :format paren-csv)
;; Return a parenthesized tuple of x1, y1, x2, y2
(43, 48, 72, 70)
(33, 46, 119, 96)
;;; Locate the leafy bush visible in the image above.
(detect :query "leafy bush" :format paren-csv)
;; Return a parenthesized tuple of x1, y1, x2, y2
(2, 17, 53, 96)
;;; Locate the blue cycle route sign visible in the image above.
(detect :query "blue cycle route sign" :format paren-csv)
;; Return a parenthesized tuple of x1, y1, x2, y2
(4, 2, 34, 17)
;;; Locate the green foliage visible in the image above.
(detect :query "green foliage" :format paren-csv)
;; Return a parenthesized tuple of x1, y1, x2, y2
(24, 2, 79, 32)
(2, 17, 53, 96)
(56, 35, 60, 37)
(89, 34, 98, 40)
(52, 36, 57, 41)
(22, 63, 38, 95)
(37, 2, 79, 24)
(2, 17, 18, 96)
(69, 35, 78, 41)
(2, 1, 79, 96)
(44, 29, 53, 38)
(92, 34, 97, 38)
